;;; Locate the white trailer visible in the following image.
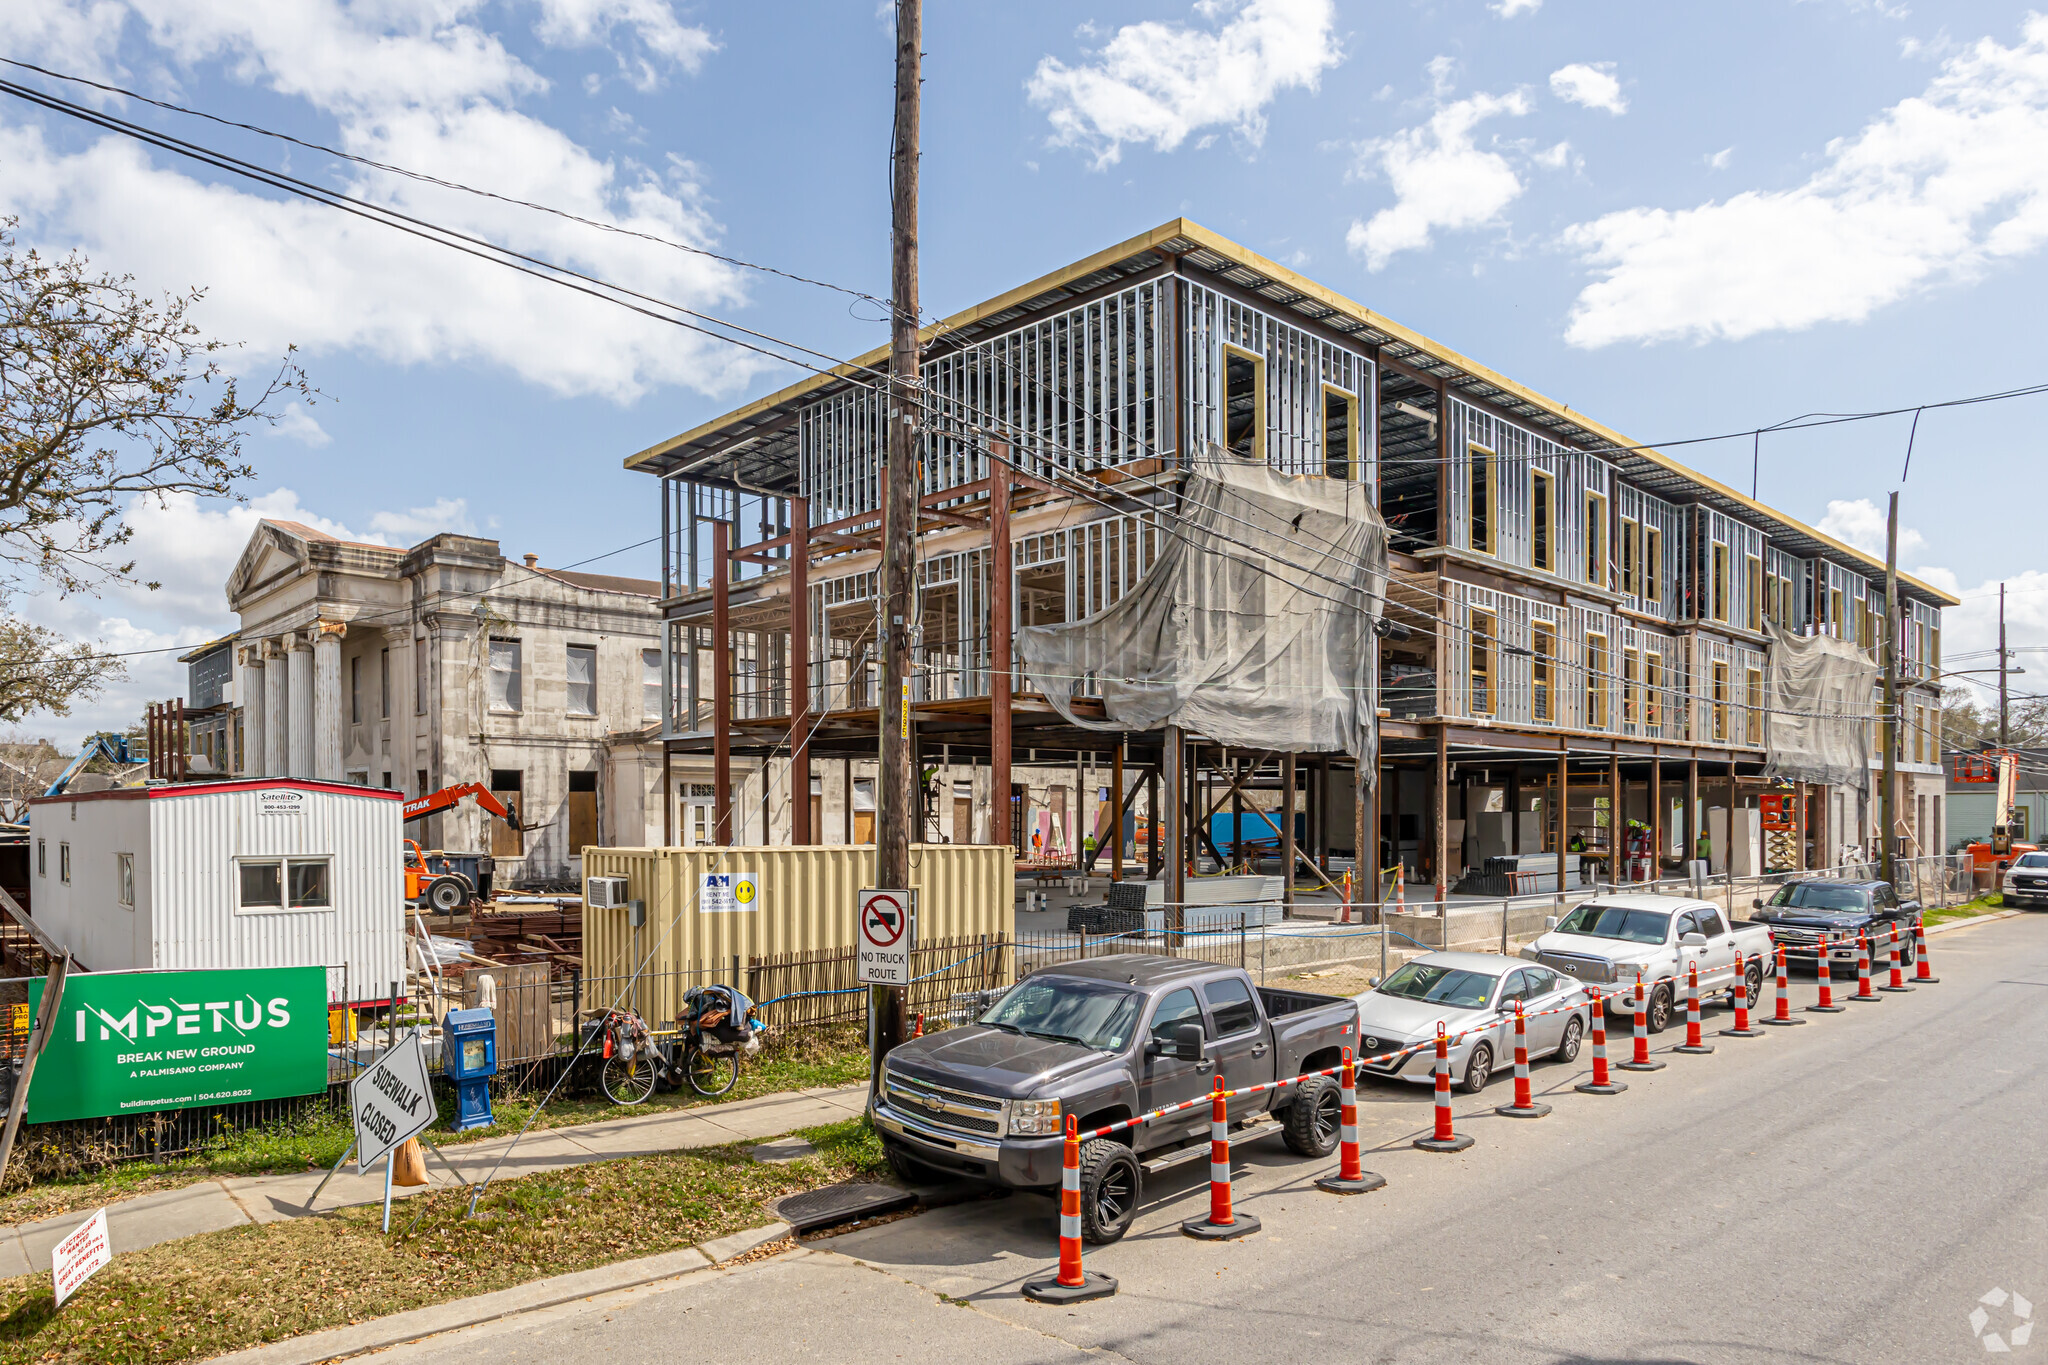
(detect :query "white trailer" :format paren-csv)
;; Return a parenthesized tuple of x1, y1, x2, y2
(28, 779, 405, 1005)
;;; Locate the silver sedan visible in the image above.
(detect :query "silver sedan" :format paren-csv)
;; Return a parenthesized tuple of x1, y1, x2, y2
(1351, 951, 1593, 1093)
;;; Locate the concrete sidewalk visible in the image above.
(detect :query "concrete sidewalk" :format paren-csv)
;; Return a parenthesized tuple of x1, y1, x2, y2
(0, 1081, 869, 1280)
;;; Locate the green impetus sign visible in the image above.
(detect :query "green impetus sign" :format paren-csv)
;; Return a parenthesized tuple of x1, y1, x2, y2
(29, 967, 331, 1123)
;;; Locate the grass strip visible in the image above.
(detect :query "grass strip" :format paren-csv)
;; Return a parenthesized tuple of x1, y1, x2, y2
(0, 1026, 869, 1226)
(0, 1116, 887, 1365)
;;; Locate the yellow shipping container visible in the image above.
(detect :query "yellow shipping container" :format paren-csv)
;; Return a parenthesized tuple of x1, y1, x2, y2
(581, 844, 1014, 1022)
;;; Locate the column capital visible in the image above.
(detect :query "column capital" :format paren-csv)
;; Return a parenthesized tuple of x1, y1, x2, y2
(314, 619, 348, 641)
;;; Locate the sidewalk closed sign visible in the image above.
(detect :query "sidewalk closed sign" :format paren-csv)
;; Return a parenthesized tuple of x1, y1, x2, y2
(352, 1030, 435, 1169)
(857, 888, 914, 985)
(29, 966, 330, 1123)
(52, 1208, 110, 1308)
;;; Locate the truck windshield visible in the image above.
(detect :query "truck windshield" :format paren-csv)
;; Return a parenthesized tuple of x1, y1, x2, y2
(2013, 853, 2048, 869)
(979, 979, 1140, 1051)
(1766, 884, 1870, 911)
(1375, 963, 1497, 1010)
(1553, 904, 1671, 944)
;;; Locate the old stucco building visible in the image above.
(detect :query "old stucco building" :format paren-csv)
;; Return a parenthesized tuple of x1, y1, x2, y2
(221, 520, 753, 884)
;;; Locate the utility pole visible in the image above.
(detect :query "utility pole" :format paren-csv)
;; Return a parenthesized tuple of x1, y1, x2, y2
(1999, 581, 2009, 750)
(1880, 492, 1899, 885)
(873, 0, 920, 1081)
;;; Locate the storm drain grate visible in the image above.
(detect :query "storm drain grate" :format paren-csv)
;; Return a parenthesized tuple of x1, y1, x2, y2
(770, 1182, 917, 1233)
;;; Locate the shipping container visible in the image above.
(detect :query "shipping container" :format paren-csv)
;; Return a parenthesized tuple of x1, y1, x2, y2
(581, 844, 1012, 1020)
(28, 779, 405, 1004)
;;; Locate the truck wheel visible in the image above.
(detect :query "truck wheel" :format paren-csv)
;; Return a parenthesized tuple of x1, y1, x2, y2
(1282, 1075, 1341, 1157)
(1898, 934, 1917, 967)
(1742, 961, 1766, 1007)
(884, 1143, 941, 1187)
(1459, 1041, 1494, 1094)
(1077, 1139, 1141, 1244)
(424, 876, 468, 912)
(1646, 985, 1674, 1034)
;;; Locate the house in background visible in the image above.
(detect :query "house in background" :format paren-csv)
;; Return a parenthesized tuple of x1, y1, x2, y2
(217, 520, 755, 886)
(178, 633, 241, 775)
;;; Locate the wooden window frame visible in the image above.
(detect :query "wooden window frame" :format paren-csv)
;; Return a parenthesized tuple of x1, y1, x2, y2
(1712, 661, 1730, 742)
(1468, 442, 1497, 555)
(1221, 343, 1266, 463)
(1623, 647, 1641, 727)
(1745, 556, 1763, 633)
(1532, 621, 1556, 722)
(1645, 651, 1663, 730)
(1830, 588, 1846, 639)
(1711, 543, 1730, 623)
(1585, 492, 1609, 588)
(1530, 468, 1556, 573)
(1321, 383, 1361, 481)
(1586, 632, 1609, 729)
(1745, 666, 1763, 747)
(1619, 517, 1641, 597)
(1469, 608, 1498, 716)
(1644, 526, 1663, 604)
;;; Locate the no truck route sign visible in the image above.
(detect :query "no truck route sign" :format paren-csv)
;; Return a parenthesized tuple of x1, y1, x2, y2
(857, 889, 915, 985)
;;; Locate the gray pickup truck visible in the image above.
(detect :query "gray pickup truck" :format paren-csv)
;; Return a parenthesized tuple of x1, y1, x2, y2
(872, 954, 1361, 1243)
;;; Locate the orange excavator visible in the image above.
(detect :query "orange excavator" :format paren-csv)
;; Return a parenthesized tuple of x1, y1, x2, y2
(403, 782, 520, 912)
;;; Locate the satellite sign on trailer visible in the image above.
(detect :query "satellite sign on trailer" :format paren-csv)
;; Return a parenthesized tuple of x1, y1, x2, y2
(857, 888, 914, 985)
(351, 1029, 435, 1170)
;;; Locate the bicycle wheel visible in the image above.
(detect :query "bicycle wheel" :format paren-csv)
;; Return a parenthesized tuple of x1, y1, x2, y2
(601, 1047, 658, 1105)
(684, 1045, 739, 1097)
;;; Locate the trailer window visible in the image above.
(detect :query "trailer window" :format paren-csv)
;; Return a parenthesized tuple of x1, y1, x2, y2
(117, 853, 134, 909)
(238, 858, 333, 912)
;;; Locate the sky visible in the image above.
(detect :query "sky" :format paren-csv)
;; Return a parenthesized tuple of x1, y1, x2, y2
(4, 0, 2048, 745)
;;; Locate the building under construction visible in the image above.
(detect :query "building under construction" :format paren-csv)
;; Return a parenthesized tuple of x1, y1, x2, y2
(624, 220, 1956, 908)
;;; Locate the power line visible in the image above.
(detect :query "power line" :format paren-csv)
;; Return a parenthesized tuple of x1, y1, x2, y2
(0, 56, 909, 325)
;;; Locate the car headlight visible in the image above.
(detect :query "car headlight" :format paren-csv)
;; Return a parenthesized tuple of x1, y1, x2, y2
(1009, 1098, 1063, 1136)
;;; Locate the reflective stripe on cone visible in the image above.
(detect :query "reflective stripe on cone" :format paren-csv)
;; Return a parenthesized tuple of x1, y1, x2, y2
(1183, 1076, 1260, 1238)
(1021, 1115, 1118, 1303)
(1318, 1048, 1387, 1194)
(1851, 934, 1880, 1001)
(1764, 944, 1808, 1026)
(1496, 1000, 1551, 1117)
(1880, 921, 1914, 992)
(1913, 914, 1940, 983)
(1720, 950, 1763, 1037)
(1576, 990, 1627, 1094)
(1674, 962, 1715, 1054)
(1414, 1022, 1476, 1151)
(1617, 972, 1668, 1069)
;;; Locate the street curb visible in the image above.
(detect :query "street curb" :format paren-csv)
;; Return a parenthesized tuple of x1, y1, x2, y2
(1926, 908, 2023, 936)
(205, 1221, 793, 1365)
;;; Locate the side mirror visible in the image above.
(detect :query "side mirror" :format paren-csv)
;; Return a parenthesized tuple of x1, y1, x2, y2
(1545, 916, 1559, 930)
(1367, 976, 1381, 988)
(1680, 931, 1708, 948)
(1174, 1023, 1205, 1063)
(1751, 898, 1763, 910)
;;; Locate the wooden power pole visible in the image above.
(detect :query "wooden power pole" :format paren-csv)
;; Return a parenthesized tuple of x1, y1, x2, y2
(874, 0, 920, 1070)
(1880, 492, 1900, 885)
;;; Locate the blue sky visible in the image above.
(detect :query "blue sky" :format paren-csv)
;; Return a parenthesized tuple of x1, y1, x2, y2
(4, 0, 2047, 743)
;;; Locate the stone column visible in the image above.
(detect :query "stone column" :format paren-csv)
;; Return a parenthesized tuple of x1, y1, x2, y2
(264, 640, 289, 777)
(239, 647, 265, 777)
(313, 621, 346, 781)
(287, 635, 315, 779)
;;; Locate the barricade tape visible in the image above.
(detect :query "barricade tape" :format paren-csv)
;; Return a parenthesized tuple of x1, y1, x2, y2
(1076, 994, 1603, 1142)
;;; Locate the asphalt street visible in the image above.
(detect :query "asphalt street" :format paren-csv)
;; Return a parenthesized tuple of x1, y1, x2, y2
(368, 914, 2048, 1365)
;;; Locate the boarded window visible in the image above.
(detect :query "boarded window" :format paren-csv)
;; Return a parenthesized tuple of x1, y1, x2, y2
(642, 648, 663, 722)
(416, 636, 430, 715)
(568, 769, 597, 854)
(380, 648, 391, 719)
(1619, 518, 1640, 597)
(566, 645, 598, 717)
(1644, 527, 1663, 603)
(489, 638, 522, 712)
(350, 656, 362, 725)
(1746, 556, 1763, 633)
(1712, 544, 1730, 622)
(1712, 662, 1729, 741)
(1585, 493, 1608, 588)
(1746, 667, 1763, 746)
(1531, 470, 1555, 572)
(491, 769, 524, 857)
(1532, 622, 1556, 722)
(1645, 652, 1663, 729)
(1623, 647, 1641, 727)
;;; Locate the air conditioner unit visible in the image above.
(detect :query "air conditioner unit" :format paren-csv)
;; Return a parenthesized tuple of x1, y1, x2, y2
(586, 876, 629, 909)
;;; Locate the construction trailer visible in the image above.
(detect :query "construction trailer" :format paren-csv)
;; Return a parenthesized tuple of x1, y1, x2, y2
(623, 220, 1957, 904)
(27, 778, 405, 1003)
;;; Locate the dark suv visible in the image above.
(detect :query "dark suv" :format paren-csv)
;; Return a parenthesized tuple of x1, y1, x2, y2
(1750, 878, 1920, 971)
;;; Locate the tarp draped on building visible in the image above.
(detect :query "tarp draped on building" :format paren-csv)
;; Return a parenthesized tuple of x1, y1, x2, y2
(1019, 451, 1387, 764)
(1763, 622, 1882, 793)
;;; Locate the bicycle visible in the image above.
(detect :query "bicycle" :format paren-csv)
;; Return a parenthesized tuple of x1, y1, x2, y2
(589, 1007, 661, 1106)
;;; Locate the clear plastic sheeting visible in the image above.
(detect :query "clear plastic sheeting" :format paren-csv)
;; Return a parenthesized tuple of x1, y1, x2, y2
(1019, 450, 1386, 761)
(1763, 622, 1880, 793)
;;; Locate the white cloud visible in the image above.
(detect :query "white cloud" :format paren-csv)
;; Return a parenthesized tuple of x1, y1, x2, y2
(1, 2, 766, 404)
(1533, 140, 1574, 170)
(366, 498, 477, 543)
(1816, 497, 1928, 561)
(1345, 73, 1533, 271)
(1493, 0, 1542, 15)
(1561, 15, 2048, 348)
(1027, 0, 1342, 168)
(1705, 145, 1734, 170)
(531, 0, 717, 91)
(1550, 62, 1627, 114)
(269, 401, 331, 448)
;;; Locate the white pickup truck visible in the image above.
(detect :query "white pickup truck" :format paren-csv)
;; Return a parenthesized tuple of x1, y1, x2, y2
(1518, 893, 1775, 1033)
